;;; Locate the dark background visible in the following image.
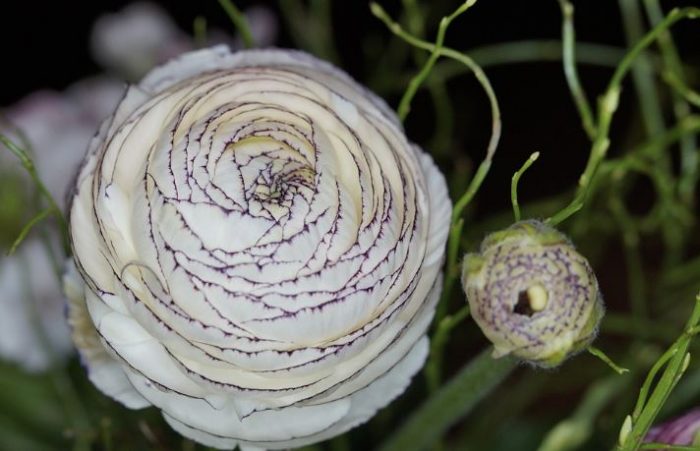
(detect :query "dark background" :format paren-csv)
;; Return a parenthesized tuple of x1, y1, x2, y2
(2, 0, 698, 220)
(1, 2, 700, 448)
(0, 0, 630, 103)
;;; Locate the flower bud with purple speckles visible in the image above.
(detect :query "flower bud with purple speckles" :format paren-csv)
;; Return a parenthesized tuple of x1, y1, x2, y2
(461, 220, 604, 367)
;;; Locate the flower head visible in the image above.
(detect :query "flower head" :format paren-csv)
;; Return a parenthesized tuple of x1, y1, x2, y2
(65, 46, 451, 449)
(461, 220, 603, 367)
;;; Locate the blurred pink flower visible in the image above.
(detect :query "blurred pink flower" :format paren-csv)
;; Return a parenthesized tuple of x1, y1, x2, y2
(645, 408, 700, 448)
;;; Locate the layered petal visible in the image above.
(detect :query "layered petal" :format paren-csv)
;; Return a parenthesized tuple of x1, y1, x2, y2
(67, 46, 451, 449)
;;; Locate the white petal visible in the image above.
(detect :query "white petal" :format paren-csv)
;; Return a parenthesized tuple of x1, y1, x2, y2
(64, 260, 149, 408)
(65, 45, 452, 450)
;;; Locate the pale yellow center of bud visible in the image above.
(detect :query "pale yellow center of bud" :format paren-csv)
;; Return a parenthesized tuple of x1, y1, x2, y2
(526, 284, 549, 312)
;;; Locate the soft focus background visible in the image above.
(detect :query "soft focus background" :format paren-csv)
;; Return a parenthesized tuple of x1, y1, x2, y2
(1, 1, 700, 450)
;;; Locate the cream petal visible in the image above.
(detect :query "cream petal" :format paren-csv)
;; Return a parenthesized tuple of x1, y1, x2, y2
(256, 336, 430, 450)
(66, 46, 451, 449)
(64, 261, 150, 408)
(417, 149, 452, 268)
(131, 369, 352, 444)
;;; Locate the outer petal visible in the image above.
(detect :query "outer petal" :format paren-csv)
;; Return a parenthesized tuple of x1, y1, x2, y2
(64, 260, 149, 409)
(162, 337, 429, 450)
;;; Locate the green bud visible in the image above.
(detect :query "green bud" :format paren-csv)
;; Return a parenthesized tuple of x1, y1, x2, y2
(461, 220, 604, 367)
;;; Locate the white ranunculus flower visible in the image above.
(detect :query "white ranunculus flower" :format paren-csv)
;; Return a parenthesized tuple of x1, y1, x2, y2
(65, 46, 451, 450)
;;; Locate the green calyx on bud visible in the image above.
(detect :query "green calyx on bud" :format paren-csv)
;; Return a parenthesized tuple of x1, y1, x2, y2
(461, 220, 604, 368)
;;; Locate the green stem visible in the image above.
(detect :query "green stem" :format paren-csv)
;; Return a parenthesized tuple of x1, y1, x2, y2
(602, 313, 679, 342)
(372, 40, 630, 94)
(644, 0, 699, 205)
(434, 157, 490, 323)
(279, 0, 340, 63)
(608, 191, 648, 321)
(587, 346, 629, 375)
(547, 7, 700, 226)
(217, 0, 255, 48)
(511, 151, 540, 222)
(8, 208, 52, 255)
(17, 254, 92, 450)
(427, 80, 454, 156)
(608, 8, 699, 95)
(639, 444, 699, 450)
(193, 16, 207, 48)
(370, 2, 501, 166)
(397, 0, 476, 121)
(618, 293, 700, 450)
(619, 0, 666, 140)
(378, 350, 517, 451)
(425, 304, 470, 392)
(446, 40, 626, 74)
(371, 0, 501, 328)
(557, 0, 597, 139)
(435, 218, 466, 323)
(0, 134, 68, 251)
(663, 71, 700, 107)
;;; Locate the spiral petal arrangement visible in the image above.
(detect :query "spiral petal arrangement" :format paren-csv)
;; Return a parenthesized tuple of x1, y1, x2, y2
(461, 220, 603, 367)
(65, 46, 451, 449)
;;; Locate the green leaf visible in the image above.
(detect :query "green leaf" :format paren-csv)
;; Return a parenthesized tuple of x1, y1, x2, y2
(0, 363, 70, 450)
(378, 349, 517, 451)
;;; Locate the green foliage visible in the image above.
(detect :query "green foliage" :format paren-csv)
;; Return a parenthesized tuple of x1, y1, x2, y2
(3, 0, 700, 450)
(0, 134, 68, 252)
(367, 0, 700, 449)
(218, 0, 255, 48)
(0, 171, 29, 250)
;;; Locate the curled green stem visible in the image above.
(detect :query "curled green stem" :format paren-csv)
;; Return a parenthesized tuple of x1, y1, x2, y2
(371, 1, 501, 333)
(511, 151, 540, 222)
(557, 0, 597, 139)
(547, 7, 700, 226)
(396, 0, 476, 121)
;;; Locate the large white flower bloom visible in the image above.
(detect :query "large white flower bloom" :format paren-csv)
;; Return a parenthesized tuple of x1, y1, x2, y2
(65, 46, 451, 449)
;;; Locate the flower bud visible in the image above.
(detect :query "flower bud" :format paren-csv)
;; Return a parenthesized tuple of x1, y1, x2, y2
(461, 220, 603, 367)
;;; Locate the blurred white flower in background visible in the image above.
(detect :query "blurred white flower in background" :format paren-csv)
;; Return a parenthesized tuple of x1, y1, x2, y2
(90, 2, 195, 81)
(2, 78, 125, 211)
(91, 2, 278, 81)
(0, 78, 124, 372)
(0, 2, 278, 371)
(0, 239, 70, 372)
